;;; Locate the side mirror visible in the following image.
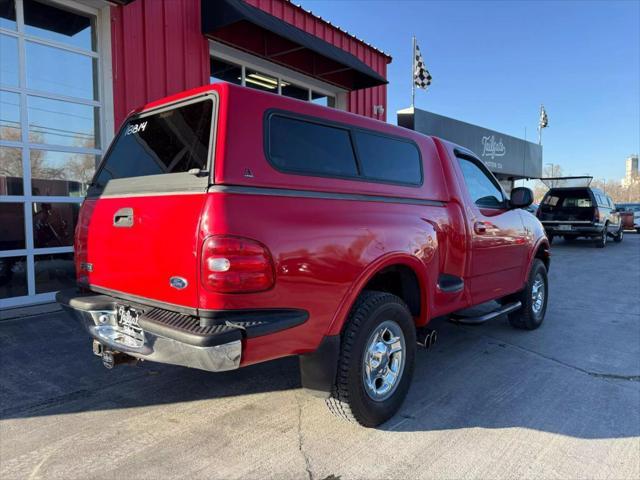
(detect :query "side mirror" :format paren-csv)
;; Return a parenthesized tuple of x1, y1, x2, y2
(510, 187, 534, 209)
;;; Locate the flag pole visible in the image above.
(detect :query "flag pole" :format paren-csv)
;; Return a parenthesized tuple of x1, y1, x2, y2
(411, 36, 416, 109)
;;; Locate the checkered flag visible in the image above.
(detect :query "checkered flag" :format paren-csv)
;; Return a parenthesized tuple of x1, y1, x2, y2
(539, 105, 548, 128)
(414, 42, 432, 89)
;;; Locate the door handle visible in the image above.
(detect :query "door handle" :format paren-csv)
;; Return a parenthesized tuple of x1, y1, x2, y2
(474, 221, 487, 234)
(113, 208, 133, 227)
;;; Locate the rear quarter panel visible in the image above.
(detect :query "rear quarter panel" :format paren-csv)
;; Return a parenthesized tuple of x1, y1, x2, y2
(199, 193, 449, 366)
(205, 85, 459, 365)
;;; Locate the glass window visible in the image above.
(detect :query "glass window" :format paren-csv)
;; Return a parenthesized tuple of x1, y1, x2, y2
(94, 99, 213, 188)
(0, 256, 27, 299)
(268, 115, 358, 177)
(26, 42, 97, 100)
(32, 202, 79, 248)
(245, 69, 278, 93)
(24, 0, 95, 51)
(562, 195, 591, 208)
(0, 34, 19, 86)
(458, 157, 505, 207)
(31, 150, 95, 197)
(0, 147, 24, 195)
(34, 252, 75, 293)
(0, 0, 16, 30)
(0, 202, 25, 250)
(281, 81, 309, 101)
(353, 131, 422, 185)
(311, 91, 336, 108)
(0, 90, 21, 141)
(210, 58, 241, 85)
(27, 96, 99, 148)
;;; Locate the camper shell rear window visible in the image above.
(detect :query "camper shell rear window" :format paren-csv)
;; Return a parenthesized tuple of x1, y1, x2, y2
(92, 98, 214, 192)
(541, 189, 594, 209)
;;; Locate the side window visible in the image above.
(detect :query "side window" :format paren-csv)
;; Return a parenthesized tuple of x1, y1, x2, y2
(268, 115, 358, 177)
(458, 157, 505, 208)
(353, 131, 422, 185)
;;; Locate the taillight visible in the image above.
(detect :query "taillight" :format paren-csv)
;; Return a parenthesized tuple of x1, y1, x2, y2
(594, 210, 600, 222)
(201, 235, 275, 293)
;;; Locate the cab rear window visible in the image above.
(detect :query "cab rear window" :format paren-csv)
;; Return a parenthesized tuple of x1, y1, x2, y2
(542, 190, 592, 209)
(94, 99, 213, 188)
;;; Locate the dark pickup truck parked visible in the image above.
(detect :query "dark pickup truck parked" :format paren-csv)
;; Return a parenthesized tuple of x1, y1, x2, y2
(537, 186, 623, 247)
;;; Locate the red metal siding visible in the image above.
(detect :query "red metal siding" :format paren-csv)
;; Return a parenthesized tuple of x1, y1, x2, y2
(110, 0, 390, 127)
(243, 0, 391, 121)
(110, 0, 209, 129)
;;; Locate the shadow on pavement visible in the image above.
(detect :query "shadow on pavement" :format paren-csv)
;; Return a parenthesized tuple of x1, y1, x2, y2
(1, 309, 638, 441)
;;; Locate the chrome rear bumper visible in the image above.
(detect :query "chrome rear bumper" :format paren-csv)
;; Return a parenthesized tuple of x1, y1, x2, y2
(57, 292, 241, 372)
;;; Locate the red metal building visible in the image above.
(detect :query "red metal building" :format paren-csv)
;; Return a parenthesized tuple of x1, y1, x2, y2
(0, 0, 391, 308)
(110, 0, 391, 127)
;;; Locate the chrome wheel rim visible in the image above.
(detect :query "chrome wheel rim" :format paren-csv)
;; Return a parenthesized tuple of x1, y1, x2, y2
(362, 320, 406, 402)
(531, 273, 545, 316)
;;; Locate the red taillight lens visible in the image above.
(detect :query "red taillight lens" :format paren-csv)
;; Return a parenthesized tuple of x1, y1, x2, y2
(201, 235, 275, 293)
(594, 210, 600, 222)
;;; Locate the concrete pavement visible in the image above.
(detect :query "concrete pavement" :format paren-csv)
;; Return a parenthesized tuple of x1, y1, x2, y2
(1, 234, 639, 479)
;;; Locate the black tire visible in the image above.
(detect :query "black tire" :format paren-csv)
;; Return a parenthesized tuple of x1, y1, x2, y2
(595, 226, 607, 248)
(564, 235, 577, 243)
(613, 225, 624, 243)
(507, 259, 548, 330)
(547, 234, 554, 244)
(636, 228, 640, 234)
(326, 291, 416, 427)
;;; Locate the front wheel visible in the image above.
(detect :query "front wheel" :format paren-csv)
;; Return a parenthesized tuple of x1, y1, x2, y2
(614, 226, 624, 243)
(326, 291, 416, 427)
(508, 259, 548, 330)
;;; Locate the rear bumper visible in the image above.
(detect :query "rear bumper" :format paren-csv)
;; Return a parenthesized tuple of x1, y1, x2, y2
(56, 288, 307, 372)
(542, 222, 603, 236)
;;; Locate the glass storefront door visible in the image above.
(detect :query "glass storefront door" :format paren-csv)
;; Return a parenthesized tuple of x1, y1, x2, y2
(0, 0, 107, 308)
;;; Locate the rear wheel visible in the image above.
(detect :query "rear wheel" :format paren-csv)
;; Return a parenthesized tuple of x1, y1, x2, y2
(547, 234, 554, 244)
(595, 226, 608, 248)
(564, 235, 577, 242)
(326, 291, 416, 427)
(508, 259, 548, 330)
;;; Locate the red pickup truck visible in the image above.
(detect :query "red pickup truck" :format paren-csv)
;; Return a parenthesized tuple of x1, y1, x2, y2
(58, 83, 550, 427)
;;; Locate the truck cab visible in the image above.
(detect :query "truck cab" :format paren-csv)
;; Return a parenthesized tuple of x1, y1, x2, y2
(58, 83, 550, 427)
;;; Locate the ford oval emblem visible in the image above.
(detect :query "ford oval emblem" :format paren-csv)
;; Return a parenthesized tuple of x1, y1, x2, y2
(169, 277, 188, 290)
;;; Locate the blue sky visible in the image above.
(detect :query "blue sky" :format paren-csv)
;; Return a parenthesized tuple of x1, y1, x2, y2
(303, 0, 640, 181)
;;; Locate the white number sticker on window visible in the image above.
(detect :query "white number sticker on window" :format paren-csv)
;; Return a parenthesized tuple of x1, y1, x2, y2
(125, 121, 147, 136)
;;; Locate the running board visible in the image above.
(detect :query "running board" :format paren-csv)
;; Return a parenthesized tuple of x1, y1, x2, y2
(450, 301, 522, 325)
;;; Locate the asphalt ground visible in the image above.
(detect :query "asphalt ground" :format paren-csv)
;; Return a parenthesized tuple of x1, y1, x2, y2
(1, 234, 639, 479)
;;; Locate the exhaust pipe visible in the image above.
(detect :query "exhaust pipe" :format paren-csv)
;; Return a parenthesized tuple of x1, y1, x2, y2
(417, 329, 437, 349)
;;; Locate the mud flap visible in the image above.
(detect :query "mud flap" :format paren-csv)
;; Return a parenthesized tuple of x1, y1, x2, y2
(299, 335, 341, 398)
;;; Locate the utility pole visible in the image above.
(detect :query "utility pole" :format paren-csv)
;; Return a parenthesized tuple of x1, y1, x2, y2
(546, 163, 556, 187)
